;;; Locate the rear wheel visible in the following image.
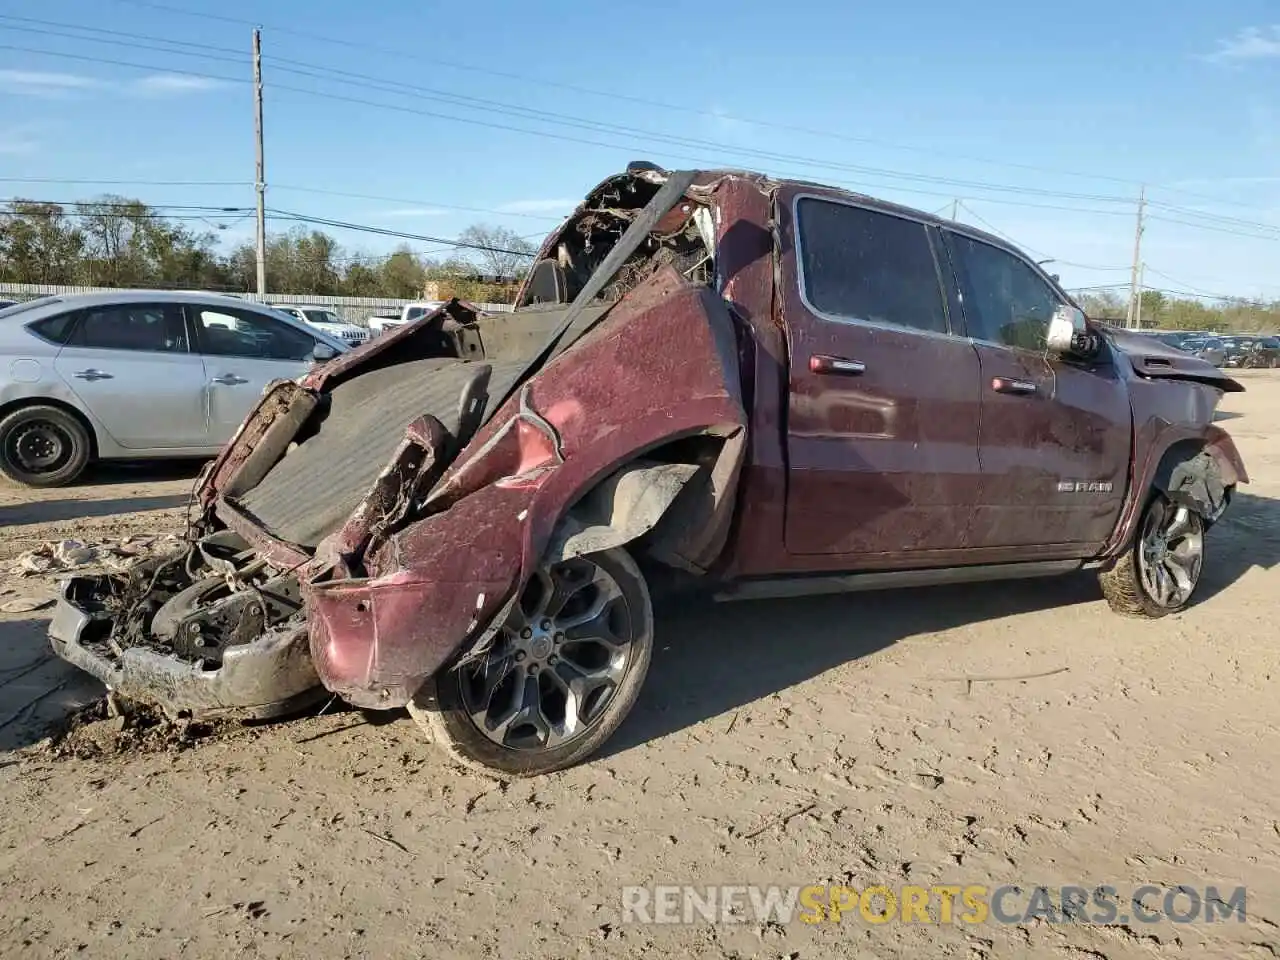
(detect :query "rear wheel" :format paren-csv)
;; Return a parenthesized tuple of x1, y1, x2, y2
(410, 546, 653, 777)
(0, 404, 91, 487)
(1099, 492, 1205, 617)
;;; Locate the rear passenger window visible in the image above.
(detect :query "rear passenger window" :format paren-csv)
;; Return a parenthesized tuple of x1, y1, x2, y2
(27, 312, 79, 345)
(67, 304, 188, 353)
(796, 198, 948, 335)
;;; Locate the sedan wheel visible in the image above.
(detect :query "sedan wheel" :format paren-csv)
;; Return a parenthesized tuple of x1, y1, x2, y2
(0, 405, 91, 487)
(411, 547, 653, 776)
(1099, 493, 1205, 617)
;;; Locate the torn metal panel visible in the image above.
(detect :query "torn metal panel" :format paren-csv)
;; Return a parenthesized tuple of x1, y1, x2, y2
(309, 267, 747, 707)
(198, 380, 316, 508)
(1106, 327, 1245, 393)
(315, 413, 451, 577)
(1159, 450, 1231, 523)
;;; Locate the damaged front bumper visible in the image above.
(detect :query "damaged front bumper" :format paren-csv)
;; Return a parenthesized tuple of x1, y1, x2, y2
(48, 576, 323, 719)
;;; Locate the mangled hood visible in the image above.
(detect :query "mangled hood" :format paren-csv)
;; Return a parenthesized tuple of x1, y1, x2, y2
(1104, 327, 1244, 392)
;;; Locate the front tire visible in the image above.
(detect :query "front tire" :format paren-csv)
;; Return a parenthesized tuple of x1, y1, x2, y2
(0, 404, 91, 487)
(1099, 492, 1205, 617)
(410, 547, 654, 777)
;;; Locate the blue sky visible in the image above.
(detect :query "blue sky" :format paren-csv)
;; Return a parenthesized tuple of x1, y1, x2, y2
(1, 0, 1279, 299)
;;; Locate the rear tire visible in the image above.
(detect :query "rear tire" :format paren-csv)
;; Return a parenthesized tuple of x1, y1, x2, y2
(1099, 492, 1205, 618)
(0, 404, 91, 487)
(410, 547, 653, 777)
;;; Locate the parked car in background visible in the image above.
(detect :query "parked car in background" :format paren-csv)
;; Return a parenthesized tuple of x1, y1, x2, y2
(0, 291, 347, 486)
(1149, 330, 1201, 349)
(368, 300, 445, 336)
(272, 305, 370, 346)
(1181, 336, 1227, 367)
(1219, 335, 1280, 369)
(47, 164, 1247, 777)
(0, 299, 15, 311)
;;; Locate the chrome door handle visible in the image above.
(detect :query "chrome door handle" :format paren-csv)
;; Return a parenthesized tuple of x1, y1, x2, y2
(211, 374, 249, 386)
(810, 355, 866, 376)
(73, 369, 113, 381)
(991, 377, 1037, 395)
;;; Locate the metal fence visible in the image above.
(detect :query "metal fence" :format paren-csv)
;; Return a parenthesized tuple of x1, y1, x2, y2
(0, 283, 516, 322)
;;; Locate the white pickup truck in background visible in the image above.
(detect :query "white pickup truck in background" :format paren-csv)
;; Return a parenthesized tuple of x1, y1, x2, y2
(274, 305, 371, 346)
(367, 301, 445, 337)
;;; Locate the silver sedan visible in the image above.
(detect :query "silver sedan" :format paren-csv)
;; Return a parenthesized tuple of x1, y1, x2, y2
(0, 291, 348, 487)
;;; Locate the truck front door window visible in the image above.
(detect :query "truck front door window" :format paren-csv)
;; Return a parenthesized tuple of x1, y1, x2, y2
(948, 234, 1060, 351)
(796, 198, 948, 335)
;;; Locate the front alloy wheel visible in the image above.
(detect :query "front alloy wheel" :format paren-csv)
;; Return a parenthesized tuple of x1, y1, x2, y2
(411, 547, 653, 776)
(1100, 492, 1206, 617)
(1136, 498, 1204, 609)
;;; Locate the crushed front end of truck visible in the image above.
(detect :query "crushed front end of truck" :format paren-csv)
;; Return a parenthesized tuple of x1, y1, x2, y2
(48, 166, 751, 719)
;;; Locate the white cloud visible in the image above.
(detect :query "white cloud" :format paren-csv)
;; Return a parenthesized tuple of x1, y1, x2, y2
(1204, 25, 1280, 62)
(378, 207, 450, 218)
(0, 69, 101, 97)
(495, 198, 577, 214)
(0, 70, 227, 100)
(131, 74, 228, 95)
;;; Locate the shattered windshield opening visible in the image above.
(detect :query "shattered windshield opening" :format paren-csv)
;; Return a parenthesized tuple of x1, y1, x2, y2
(521, 172, 715, 310)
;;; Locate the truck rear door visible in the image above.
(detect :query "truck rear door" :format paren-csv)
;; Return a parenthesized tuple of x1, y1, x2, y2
(778, 187, 983, 561)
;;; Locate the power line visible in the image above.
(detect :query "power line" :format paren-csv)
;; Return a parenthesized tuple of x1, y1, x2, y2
(0, 42, 245, 85)
(259, 56, 1141, 204)
(1147, 214, 1280, 243)
(268, 209, 540, 257)
(269, 185, 566, 222)
(954, 201, 1130, 271)
(0, 13, 243, 56)
(2, 30, 1141, 206)
(0, 177, 249, 187)
(1146, 201, 1280, 238)
(1142, 267, 1274, 305)
(0, 19, 247, 65)
(264, 80, 1144, 213)
(98, 0, 1236, 202)
(31, 4, 1278, 216)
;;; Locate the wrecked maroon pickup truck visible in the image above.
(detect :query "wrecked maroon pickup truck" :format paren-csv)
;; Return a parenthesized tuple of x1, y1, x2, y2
(49, 164, 1248, 776)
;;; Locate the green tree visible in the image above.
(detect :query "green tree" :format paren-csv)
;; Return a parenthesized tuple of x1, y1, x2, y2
(379, 246, 426, 298)
(342, 260, 382, 297)
(0, 201, 86, 284)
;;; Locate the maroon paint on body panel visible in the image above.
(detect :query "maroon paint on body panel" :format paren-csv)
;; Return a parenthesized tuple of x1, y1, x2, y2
(709, 176, 792, 580)
(968, 344, 1130, 549)
(1102, 372, 1248, 558)
(306, 267, 747, 707)
(773, 184, 984, 560)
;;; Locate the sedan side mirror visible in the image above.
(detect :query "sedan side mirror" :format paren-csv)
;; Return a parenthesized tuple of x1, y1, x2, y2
(311, 343, 337, 362)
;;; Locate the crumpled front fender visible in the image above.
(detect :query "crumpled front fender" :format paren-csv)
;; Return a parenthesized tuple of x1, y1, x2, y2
(1203, 425, 1248, 487)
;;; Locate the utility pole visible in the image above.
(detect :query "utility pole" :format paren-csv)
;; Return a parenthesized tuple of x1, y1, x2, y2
(1125, 185, 1145, 328)
(252, 28, 267, 296)
(950, 198, 960, 221)
(1134, 262, 1145, 330)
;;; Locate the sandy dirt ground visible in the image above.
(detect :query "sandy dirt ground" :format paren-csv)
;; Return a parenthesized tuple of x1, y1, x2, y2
(1, 377, 1278, 959)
